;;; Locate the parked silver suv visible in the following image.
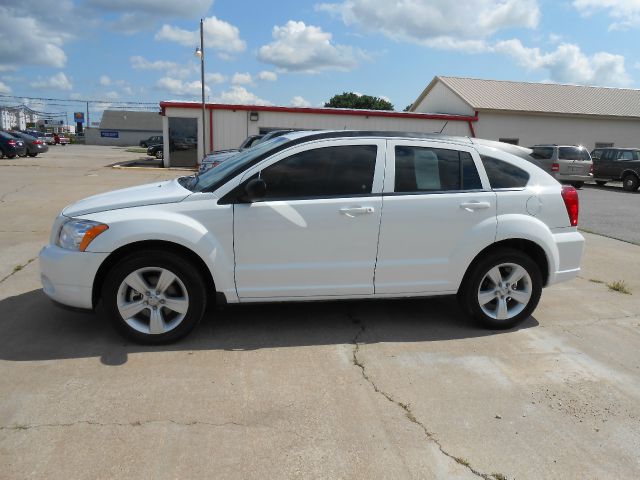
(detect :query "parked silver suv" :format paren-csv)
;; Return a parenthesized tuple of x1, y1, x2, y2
(530, 145, 593, 189)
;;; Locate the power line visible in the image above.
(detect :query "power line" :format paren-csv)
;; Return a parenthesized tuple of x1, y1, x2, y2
(0, 93, 158, 106)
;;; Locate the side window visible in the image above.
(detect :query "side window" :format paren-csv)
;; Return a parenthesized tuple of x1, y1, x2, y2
(480, 155, 530, 189)
(260, 145, 377, 199)
(618, 151, 634, 161)
(394, 146, 482, 193)
(602, 150, 614, 161)
(531, 147, 553, 160)
(591, 149, 602, 160)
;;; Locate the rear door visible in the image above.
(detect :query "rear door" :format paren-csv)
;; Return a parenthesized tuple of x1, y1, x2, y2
(558, 146, 591, 176)
(375, 141, 497, 294)
(612, 150, 634, 179)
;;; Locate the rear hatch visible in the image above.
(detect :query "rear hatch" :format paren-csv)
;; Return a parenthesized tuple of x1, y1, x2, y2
(558, 146, 592, 175)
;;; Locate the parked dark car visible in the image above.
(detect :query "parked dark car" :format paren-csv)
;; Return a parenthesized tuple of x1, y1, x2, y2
(147, 144, 163, 159)
(591, 148, 640, 191)
(8, 131, 49, 157)
(0, 131, 27, 158)
(140, 135, 163, 148)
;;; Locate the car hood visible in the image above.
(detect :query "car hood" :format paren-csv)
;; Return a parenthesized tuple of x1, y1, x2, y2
(63, 179, 191, 217)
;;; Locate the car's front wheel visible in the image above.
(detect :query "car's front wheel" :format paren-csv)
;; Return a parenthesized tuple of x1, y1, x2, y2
(28, 152, 38, 157)
(155, 150, 163, 159)
(102, 251, 207, 344)
(595, 180, 607, 186)
(571, 181, 584, 189)
(622, 174, 639, 192)
(460, 249, 542, 329)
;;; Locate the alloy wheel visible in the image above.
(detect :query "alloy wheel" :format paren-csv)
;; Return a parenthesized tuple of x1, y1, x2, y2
(477, 263, 532, 321)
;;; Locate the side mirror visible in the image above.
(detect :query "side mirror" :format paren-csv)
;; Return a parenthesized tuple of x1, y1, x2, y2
(242, 178, 267, 203)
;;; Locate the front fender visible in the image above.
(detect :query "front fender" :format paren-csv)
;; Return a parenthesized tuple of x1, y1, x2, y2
(78, 202, 237, 302)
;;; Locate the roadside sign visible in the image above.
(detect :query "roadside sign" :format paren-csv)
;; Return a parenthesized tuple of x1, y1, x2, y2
(100, 131, 119, 138)
(74, 112, 85, 123)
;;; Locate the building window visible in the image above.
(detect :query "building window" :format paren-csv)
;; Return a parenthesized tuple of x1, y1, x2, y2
(595, 142, 614, 149)
(499, 138, 519, 145)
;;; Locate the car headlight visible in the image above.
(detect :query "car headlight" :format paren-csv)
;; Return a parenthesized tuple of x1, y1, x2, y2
(57, 219, 109, 251)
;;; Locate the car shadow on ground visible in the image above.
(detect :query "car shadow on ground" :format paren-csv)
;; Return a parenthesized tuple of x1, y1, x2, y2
(583, 183, 637, 194)
(0, 289, 538, 366)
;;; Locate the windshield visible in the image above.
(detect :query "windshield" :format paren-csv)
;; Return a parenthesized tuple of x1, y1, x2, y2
(559, 147, 590, 160)
(187, 136, 290, 192)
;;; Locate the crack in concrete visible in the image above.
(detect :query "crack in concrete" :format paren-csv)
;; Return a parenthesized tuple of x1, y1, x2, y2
(0, 419, 246, 431)
(0, 257, 37, 285)
(0, 184, 27, 203)
(348, 311, 496, 480)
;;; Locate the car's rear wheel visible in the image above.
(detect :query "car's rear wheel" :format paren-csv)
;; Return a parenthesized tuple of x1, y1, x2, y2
(28, 152, 38, 157)
(102, 251, 207, 344)
(595, 180, 607, 186)
(622, 174, 639, 192)
(155, 150, 163, 159)
(571, 181, 584, 189)
(460, 249, 542, 329)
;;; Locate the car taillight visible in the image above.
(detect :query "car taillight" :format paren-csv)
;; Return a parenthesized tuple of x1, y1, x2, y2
(7, 140, 15, 146)
(551, 163, 560, 172)
(561, 185, 579, 227)
(589, 164, 593, 174)
(34, 140, 42, 145)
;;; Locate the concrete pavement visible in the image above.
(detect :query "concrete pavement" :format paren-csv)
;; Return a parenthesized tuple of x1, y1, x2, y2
(1, 146, 639, 479)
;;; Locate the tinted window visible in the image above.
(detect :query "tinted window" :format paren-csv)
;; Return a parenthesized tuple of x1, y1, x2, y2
(260, 145, 377, 199)
(618, 151, 634, 160)
(480, 155, 530, 189)
(591, 149, 603, 160)
(531, 147, 554, 160)
(558, 147, 590, 160)
(395, 146, 482, 193)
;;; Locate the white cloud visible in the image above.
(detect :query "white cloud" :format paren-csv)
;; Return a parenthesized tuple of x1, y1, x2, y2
(258, 20, 366, 73)
(0, 81, 11, 94)
(99, 75, 111, 86)
(205, 72, 226, 84)
(257, 70, 278, 81)
(494, 39, 631, 86)
(215, 86, 271, 105)
(88, 0, 214, 33)
(156, 76, 211, 97)
(291, 96, 311, 107)
(231, 72, 252, 85)
(317, 0, 539, 51)
(0, 4, 71, 69)
(130, 55, 179, 70)
(156, 16, 246, 55)
(30, 72, 73, 91)
(573, 0, 640, 30)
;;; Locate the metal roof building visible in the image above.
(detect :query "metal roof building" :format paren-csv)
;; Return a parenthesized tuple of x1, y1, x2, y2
(85, 110, 162, 146)
(159, 101, 478, 167)
(410, 76, 640, 149)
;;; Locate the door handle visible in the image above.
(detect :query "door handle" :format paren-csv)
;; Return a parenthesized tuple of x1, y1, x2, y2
(459, 201, 491, 212)
(339, 206, 375, 217)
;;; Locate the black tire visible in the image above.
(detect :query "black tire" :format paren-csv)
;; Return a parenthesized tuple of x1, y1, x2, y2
(622, 174, 639, 192)
(28, 152, 38, 157)
(102, 250, 207, 344)
(7, 154, 16, 159)
(595, 180, 607, 186)
(571, 182, 584, 189)
(459, 248, 542, 330)
(155, 150, 163, 159)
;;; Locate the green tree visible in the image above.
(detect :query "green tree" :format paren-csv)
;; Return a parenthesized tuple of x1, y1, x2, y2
(403, 104, 413, 112)
(324, 92, 394, 111)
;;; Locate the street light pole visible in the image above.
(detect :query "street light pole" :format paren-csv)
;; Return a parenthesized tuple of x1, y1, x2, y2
(197, 18, 206, 164)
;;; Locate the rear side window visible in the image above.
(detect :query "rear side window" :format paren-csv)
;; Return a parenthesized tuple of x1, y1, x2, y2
(480, 155, 530, 189)
(531, 147, 554, 160)
(260, 144, 377, 199)
(559, 147, 590, 160)
(394, 146, 482, 193)
(591, 149, 603, 160)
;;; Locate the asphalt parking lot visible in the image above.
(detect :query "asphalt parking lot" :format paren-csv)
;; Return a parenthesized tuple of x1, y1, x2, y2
(1, 146, 640, 479)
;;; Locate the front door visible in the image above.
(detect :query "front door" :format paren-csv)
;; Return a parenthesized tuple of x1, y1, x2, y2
(375, 141, 497, 294)
(233, 139, 386, 299)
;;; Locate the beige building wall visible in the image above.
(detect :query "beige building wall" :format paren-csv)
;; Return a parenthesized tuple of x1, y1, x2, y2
(413, 81, 475, 116)
(475, 111, 640, 150)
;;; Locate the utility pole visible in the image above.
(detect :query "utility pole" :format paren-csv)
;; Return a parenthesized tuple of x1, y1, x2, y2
(195, 18, 206, 164)
(86, 101, 90, 128)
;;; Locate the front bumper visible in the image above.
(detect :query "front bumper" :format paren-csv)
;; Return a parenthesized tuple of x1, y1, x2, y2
(39, 245, 109, 309)
(548, 230, 585, 285)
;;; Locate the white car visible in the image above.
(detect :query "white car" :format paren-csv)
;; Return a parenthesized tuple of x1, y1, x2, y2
(40, 131, 584, 343)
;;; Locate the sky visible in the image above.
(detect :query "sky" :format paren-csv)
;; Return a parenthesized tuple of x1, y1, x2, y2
(1, 0, 640, 121)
